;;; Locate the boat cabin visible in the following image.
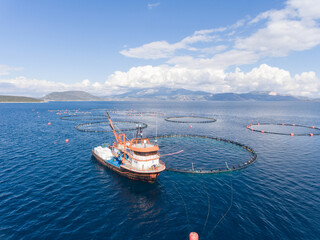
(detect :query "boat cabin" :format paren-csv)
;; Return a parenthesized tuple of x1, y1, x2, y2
(128, 138, 160, 170)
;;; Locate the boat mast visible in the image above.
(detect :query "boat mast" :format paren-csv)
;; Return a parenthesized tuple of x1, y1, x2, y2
(135, 124, 143, 139)
(106, 112, 120, 143)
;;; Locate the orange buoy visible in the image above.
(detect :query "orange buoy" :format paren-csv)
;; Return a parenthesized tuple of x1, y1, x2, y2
(309, 133, 314, 136)
(312, 126, 315, 129)
(261, 130, 265, 133)
(282, 123, 284, 126)
(290, 133, 294, 136)
(48, 122, 51, 125)
(251, 128, 254, 131)
(257, 123, 260, 125)
(190, 125, 193, 129)
(54, 141, 57, 144)
(292, 124, 295, 126)
(65, 139, 69, 143)
(189, 232, 199, 240)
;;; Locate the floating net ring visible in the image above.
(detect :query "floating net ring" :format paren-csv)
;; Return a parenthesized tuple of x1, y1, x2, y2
(246, 123, 320, 136)
(52, 109, 92, 116)
(165, 116, 217, 123)
(127, 111, 165, 117)
(96, 110, 137, 116)
(49, 109, 81, 113)
(60, 115, 107, 121)
(149, 134, 257, 174)
(90, 108, 118, 113)
(75, 121, 148, 132)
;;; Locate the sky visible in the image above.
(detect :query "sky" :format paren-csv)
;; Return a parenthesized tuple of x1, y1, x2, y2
(0, 0, 320, 98)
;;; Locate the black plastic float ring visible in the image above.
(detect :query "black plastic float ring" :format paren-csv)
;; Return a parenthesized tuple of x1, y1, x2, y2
(148, 134, 257, 174)
(246, 123, 320, 136)
(75, 121, 148, 133)
(165, 116, 217, 123)
(60, 115, 107, 121)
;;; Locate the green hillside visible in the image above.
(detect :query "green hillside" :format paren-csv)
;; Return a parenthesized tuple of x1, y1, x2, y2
(0, 95, 44, 103)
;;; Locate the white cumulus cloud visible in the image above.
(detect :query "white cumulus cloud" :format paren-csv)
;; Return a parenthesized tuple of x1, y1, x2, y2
(2, 0, 320, 98)
(120, 27, 223, 59)
(1, 63, 319, 98)
(236, 0, 320, 57)
(0, 77, 108, 97)
(288, 0, 320, 20)
(110, 0, 320, 98)
(121, 0, 320, 71)
(104, 64, 320, 98)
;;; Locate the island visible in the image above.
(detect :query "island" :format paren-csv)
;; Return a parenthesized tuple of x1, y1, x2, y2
(0, 95, 44, 103)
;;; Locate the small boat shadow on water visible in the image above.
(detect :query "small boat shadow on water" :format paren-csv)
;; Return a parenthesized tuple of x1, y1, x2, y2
(90, 155, 163, 195)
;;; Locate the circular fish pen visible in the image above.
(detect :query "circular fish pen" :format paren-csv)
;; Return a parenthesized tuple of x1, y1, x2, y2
(165, 116, 217, 123)
(149, 134, 257, 174)
(247, 123, 320, 136)
(60, 115, 107, 121)
(90, 108, 117, 112)
(75, 121, 148, 133)
(127, 111, 165, 117)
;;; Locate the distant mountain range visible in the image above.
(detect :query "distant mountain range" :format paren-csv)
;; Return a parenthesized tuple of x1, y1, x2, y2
(42, 91, 101, 101)
(40, 88, 301, 101)
(207, 92, 299, 101)
(112, 88, 300, 101)
(2, 88, 309, 102)
(113, 87, 211, 101)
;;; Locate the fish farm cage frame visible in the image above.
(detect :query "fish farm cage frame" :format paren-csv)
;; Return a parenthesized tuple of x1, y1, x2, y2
(90, 108, 118, 112)
(149, 134, 257, 174)
(75, 121, 148, 133)
(60, 115, 108, 121)
(247, 123, 320, 136)
(127, 111, 166, 117)
(165, 116, 217, 124)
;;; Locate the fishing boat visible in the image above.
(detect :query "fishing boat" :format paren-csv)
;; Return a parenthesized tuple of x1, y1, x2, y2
(92, 112, 166, 183)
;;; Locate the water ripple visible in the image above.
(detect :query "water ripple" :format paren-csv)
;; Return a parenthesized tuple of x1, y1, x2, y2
(0, 102, 319, 239)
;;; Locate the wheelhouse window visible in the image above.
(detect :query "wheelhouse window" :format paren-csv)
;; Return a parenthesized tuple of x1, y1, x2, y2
(134, 151, 157, 156)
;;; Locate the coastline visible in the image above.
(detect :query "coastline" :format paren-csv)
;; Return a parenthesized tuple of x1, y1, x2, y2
(0, 101, 46, 103)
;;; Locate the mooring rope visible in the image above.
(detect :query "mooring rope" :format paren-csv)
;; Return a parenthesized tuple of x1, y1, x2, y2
(201, 184, 211, 235)
(173, 182, 191, 233)
(207, 178, 233, 239)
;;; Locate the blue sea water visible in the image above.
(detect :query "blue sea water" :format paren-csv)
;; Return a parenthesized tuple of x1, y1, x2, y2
(0, 101, 319, 240)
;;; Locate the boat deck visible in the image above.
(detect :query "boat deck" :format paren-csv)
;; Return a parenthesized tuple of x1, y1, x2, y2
(106, 158, 121, 168)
